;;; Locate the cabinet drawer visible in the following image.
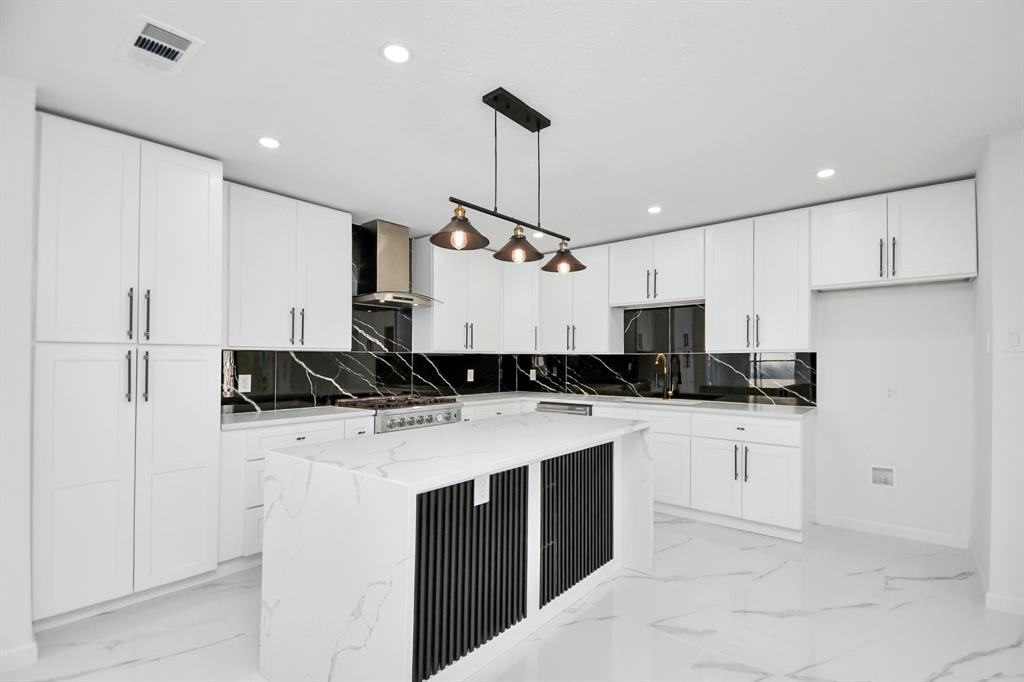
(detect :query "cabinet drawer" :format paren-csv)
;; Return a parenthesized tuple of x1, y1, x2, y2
(243, 507, 263, 556)
(473, 402, 521, 420)
(344, 417, 374, 438)
(244, 459, 266, 509)
(691, 414, 800, 447)
(246, 421, 345, 459)
(636, 409, 691, 435)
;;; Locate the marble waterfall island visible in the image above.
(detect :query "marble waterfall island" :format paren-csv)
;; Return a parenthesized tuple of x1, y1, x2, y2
(259, 412, 653, 682)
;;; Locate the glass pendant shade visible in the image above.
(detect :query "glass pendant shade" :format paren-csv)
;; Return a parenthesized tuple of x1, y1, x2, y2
(541, 240, 586, 273)
(430, 206, 490, 251)
(493, 225, 543, 263)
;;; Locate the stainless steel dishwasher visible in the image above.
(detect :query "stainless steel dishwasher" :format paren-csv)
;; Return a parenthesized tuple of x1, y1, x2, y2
(535, 401, 593, 416)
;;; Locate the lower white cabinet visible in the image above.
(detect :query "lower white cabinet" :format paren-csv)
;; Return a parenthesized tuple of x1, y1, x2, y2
(690, 437, 743, 518)
(652, 433, 691, 507)
(33, 343, 220, 618)
(471, 401, 522, 420)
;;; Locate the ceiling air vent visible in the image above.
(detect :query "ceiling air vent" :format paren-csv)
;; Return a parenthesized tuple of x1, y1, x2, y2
(117, 17, 203, 76)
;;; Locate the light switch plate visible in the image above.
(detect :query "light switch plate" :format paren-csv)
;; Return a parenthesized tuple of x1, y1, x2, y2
(473, 475, 490, 506)
(467, 369, 475, 382)
(1006, 330, 1024, 353)
(237, 374, 252, 393)
(529, 369, 537, 381)
(871, 466, 895, 487)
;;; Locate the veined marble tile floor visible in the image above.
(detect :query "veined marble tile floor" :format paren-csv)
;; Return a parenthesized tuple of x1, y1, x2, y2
(7, 515, 1023, 682)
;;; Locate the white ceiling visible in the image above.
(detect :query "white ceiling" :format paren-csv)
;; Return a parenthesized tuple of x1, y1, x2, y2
(2, 1, 1023, 248)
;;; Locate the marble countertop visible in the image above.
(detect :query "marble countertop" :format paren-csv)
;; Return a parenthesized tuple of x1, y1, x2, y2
(270, 412, 649, 491)
(220, 406, 374, 431)
(459, 391, 815, 418)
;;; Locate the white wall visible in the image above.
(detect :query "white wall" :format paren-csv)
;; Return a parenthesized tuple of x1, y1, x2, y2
(814, 282, 975, 548)
(0, 75, 38, 671)
(975, 129, 1024, 614)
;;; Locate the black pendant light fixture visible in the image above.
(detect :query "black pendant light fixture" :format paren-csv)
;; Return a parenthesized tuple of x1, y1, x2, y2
(434, 87, 584, 272)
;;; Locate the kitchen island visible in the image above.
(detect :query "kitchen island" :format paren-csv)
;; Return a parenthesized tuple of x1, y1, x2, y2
(259, 412, 653, 682)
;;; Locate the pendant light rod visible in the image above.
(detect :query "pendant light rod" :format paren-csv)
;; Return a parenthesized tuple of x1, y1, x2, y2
(447, 196, 571, 243)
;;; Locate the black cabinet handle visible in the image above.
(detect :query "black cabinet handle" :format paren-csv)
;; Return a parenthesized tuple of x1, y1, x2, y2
(746, 314, 751, 347)
(295, 435, 306, 441)
(653, 269, 659, 298)
(125, 350, 133, 402)
(290, 307, 296, 345)
(144, 289, 151, 340)
(127, 288, 134, 340)
(572, 325, 576, 350)
(534, 325, 538, 351)
(470, 322, 474, 349)
(646, 269, 651, 299)
(755, 314, 760, 348)
(464, 322, 469, 349)
(733, 444, 738, 481)
(879, 238, 884, 278)
(566, 324, 570, 350)
(300, 308, 305, 346)
(744, 445, 749, 482)
(143, 351, 150, 401)
(891, 237, 896, 276)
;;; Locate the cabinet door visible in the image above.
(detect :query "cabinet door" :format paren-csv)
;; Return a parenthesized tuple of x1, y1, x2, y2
(809, 195, 887, 288)
(33, 343, 136, 618)
(570, 246, 612, 353)
(501, 261, 540, 353)
(227, 184, 299, 348)
(134, 346, 220, 591)
(466, 250, 501, 352)
(704, 219, 754, 352)
(689, 437, 741, 518)
(652, 229, 704, 302)
(139, 143, 223, 346)
(753, 210, 810, 351)
(428, 249, 469, 351)
(297, 201, 352, 350)
(608, 238, 652, 306)
(538, 269, 573, 352)
(36, 115, 140, 343)
(652, 433, 691, 507)
(887, 180, 977, 282)
(740, 443, 801, 530)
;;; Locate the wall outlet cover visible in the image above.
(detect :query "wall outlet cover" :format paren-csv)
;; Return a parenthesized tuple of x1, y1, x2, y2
(871, 466, 895, 487)
(473, 474, 490, 506)
(529, 369, 537, 381)
(467, 368, 475, 382)
(237, 374, 252, 393)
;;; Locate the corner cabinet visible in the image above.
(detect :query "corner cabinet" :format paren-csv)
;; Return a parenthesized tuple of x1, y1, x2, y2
(36, 114, 223, 345)
(705, 210, 811, 352)
(810, 179, 976, 290)
(608, 230, 704, 306)
(537, 245, 623, 354)
(411, 239, 501, 352)
(226, 183, 352, 350)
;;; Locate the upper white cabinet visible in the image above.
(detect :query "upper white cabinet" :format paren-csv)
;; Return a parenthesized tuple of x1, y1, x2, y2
(537, 245, 623, 354)
(810, 179, 976, 289)
(705, 211, 810, 352)
(609, 230, 704, 306)
(412, 239, 501, 352)
(36, 114, 223, 345)
(227, 183, 352, 350)
(501, 261, 541, 353)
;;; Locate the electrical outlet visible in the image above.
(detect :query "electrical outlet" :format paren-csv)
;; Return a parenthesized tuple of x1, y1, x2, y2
(473, 475, 490, 506)
(237, 374, 252, 393)
(1007, 330, 1024, 353)
(883, 386, 896, 401)
(529, 369, 537, 381)
(871, 466, 895, 487)
(466, 368, 475, 382)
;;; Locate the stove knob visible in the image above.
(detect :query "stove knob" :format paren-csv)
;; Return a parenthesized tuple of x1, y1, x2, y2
(397, 417, 407, 427)
(416, 415, 425, 424)
(387, 419, 397, 429)
(425, 414, 434, 423)
(443, 412, 452, 421)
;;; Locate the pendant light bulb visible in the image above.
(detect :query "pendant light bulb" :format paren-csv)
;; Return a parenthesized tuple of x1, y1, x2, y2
(493, 224, 543, 263)
(430, 205, 490, 251)
(450, 229, 468, 250)
(542, 240, 587, 273)
(512, 247, 526, 263)
(557, 260, 570, 274)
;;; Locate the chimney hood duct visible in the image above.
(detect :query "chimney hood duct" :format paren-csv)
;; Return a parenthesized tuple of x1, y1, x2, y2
(352, 220, 437, 308)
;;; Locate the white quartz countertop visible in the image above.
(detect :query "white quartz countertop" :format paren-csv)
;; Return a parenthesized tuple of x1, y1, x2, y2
(270, 412, 649, 492)
(220, 406, 374, 431)
(459, 391, 815, 418)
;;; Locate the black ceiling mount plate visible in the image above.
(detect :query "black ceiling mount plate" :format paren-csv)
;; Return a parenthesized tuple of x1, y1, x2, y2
(482, 87, 551, 132)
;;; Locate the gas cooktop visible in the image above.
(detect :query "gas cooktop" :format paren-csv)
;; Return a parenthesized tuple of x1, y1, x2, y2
(335, 395, 462, 433)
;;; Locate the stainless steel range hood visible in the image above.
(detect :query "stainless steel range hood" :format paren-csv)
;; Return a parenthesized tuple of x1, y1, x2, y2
(352, 220, 436, 308)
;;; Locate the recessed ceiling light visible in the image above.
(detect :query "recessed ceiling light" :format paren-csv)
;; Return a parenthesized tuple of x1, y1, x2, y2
(647, 206, 662, 214)
(258, 137, 280, 149)
(533, 232, 544, 239)
(382, 44, 410, 64)
(816, 168, 836, 179)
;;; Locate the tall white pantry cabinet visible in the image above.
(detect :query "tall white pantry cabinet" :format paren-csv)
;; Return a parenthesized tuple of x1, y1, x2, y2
(32, 114, 223, 618)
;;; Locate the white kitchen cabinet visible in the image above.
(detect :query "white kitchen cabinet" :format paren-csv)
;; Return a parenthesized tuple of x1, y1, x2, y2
(33, 343, 137, 618)
(297, 202, 353, 349)
(690, 437, 742, 518)
(739, 442, 801, 530)
(652, 433, 691, 507)
(537, 265, 573, 352)
(536, 245, 622, 354)
(704, 219, 754, 352)
(810, 180, 976, 289)
(501, 261, 540, 353)
(134, 346, 220, 591)
(227, 183, 352, 350)
(472, 401, 523, 420)
(608, 230, 704, 306)
(412, 240, 501, 352)
(36, 115, 140, 344)
(138, 143, 223, 345)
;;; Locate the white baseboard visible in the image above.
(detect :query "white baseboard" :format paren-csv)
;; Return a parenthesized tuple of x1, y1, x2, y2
(985, 590, 1024, 615)
(813, 512, 969, 549)
(655, 502, 803, 543)
(34, 555, 262, 632)
(0, 640, 38, 674)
